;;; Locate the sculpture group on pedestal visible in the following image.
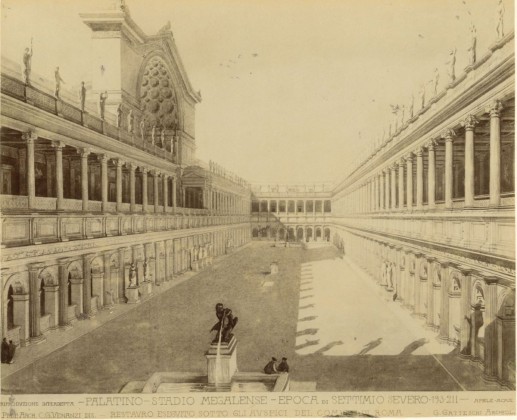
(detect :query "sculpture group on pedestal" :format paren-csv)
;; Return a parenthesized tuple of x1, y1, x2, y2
(210, 303, 238, 343)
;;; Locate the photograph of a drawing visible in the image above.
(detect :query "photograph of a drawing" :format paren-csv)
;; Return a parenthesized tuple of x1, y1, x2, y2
(0, 0, 515, 418)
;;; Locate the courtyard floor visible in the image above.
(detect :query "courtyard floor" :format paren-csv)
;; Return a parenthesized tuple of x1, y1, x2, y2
(2, 242, 504, 393)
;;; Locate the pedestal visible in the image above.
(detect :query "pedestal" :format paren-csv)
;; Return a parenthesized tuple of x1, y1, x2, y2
(270, 262, 279, 275)
(126, 286, 140, 304)
(206, 336, 238, 384)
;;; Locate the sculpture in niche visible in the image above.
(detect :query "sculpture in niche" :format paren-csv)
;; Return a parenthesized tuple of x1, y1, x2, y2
(128, 263, 137, 287)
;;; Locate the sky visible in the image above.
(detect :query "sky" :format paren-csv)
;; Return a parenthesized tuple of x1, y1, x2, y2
(1, 0, 514, 185)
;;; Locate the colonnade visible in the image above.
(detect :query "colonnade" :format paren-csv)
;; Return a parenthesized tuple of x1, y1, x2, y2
(252, 198, 331, 215)
(333, 228, 515, 389)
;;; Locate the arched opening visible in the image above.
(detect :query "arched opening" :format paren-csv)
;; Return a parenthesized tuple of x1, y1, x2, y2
(306, 227, 313, 242)
(271, 227, 277, 240)
(252, 228, 259, 238)
(324, 228, 331, 241)
(7, 285, 14, 330)
(39, 278, 45, 316)
(315, 227, 322, 240)
(288, 227, 295, 241)
(278, 228, 285, 240)
(67, 273, 72, 305)
(296, 227, 303, 241)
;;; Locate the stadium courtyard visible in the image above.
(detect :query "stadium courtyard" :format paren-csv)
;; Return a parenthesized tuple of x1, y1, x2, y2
(2, 242, 503, 393)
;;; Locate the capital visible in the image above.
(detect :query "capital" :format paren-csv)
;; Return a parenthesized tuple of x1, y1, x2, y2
(461, 114, 479, 130)
(404, 153, 413, 162)
(398, 157, 405, 167)
(415, 147, 424, 157)
(440, 128, 456, 141)
(79, 148, 91, 158)
(486, 100, 503, 118)
(128, 162, 137, 171)
(98, 154, 109, 163)
(425, 139, 438, 151)
(114, 158, 125, 167)
(52, 140, 65, 150)
(22, 131, 38, 143)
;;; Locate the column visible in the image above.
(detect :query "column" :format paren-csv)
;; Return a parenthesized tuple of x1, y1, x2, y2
(129, 163, 136, 213)
(155, 242, 161, 285)
(54, 141, 64, 210)
(163, 175, 168, 213)
(83, 254, 94, 316)
(458, 267, 473, 354)
(487, 100, 503, 207)
(153, 171, 159, 212)
(23, 132, 37, 209)
(116, 159, 123, 212)
(483, 276, 499, 379)
(103, 253, 112, 307)
(460, 115, 478, 207)
(390, 165, 397, 209)
(28, 264, 43, 340)
(172, 176, 177, 210)
(442, 128, 456, 209)
(117, 247, 126, 303)
(416, 147, 424, 209)
(80, 148, 90, 211)
(57, 260, 70, 327)
(398, 159, 405, 209)
(438, 263, 450, 341)
(100, 155, 108, 212)
(427, 141, 436, 209)
(385, 168, 390, 209)
(379, 171, 385, 210)
(142, 168, 148, 213)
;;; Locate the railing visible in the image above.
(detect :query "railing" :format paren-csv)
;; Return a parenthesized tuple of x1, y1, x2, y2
(0, 73, 177, 163)
(1, 212, 251, 247)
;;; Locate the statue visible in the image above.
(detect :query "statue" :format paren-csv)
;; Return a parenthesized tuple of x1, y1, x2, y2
(54, 67, 65, 98)
(116, 104, 123, 128)
(158, 21, 172, 35)
(433, 67, 439, 95)
(210, 303, 238, 343)
(127, 109, 134, 133)
(160, 127, 166, 147)
(496, 0, 505, 39)
(420, 83, 426, 109)
(80, 81, 86, 111)
(128, 263, 137, 287)
(139, 119, 145, 141)
(448, 48, 457, 83)
(151, 125, 156, 145)
(409, 95, 414, 119)
(468, 23, 477, 65)
(23, 39, 33, 85)
(99, 91, 108, 119)
(143, 258, 149, 281)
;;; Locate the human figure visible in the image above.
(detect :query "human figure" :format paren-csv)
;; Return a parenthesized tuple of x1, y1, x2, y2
(433, 68, 439, 96)
(277, 357, 289, 373)
(143, 258, 149, 281)
(264, 357, 278, 374)
(127, 109, 133, 133)
(54, 67, 65, 98)
(496, 0, 505, 39)
(139, 119, 145, 141)
(468, 23, 477, 65)
(99, 91, 108, 120)
(210, 303, 238, 343)
(409, 95, 414, 119)
(116, 104, 123, 128)
(160, 128, 166, 148)
(7, 340, 16, 364)
(1, 338, 9, 363)
(128, 263, 137, 287)
(23, 39, 33, 85)
(79, 81, 87, 111)
(448, 48, 457, 83)
(420, 83, 426, 109)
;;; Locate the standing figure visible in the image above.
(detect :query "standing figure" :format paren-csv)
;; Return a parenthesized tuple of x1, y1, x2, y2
(127, 109, 134, 133)
(468, 23, 477, 65)
(99, 91, 108, 120)
(409, 95, 414, 119)
(23, 39, 33, 85)
(143, 258, 149, 281)
(139, 118, 145, 141)
(80, 81, 87, 111)
(160, 127, 166, 148)
(496, 0, 505, 39)
(116, 104, 123, 128)
(54, 67, 65, 98)
(210, 303, 238, 343)
(433, 67, 439, 96)
(420, 83, 426, 109)
(128, 263, 137, 287)
(448, 48, 457, 83)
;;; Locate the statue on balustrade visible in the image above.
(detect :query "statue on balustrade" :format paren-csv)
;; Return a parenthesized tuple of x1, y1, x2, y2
(80, 81, 87, 111)
(210, 303, 238, 343)
(139, 119, 145, 141)
(447, 48, 457, 83)
(54, 67, 65, 98)
(433, 67, 439, 96)
(23, 39, 33, 85)
(468, 23, 477, 65)
(160, 127, 166, 148)
(117, 104, 123, 128)
(151, 125, 156, 145)
(127, 109, 134, 133)
(99, 91, 108, 120)
(128, 263, 137, 287)
(420, 83, 426, 109)
(496, 0, 505, 39)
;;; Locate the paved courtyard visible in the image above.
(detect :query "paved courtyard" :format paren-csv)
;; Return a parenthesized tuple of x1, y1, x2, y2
(2, 242, 500, 393)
